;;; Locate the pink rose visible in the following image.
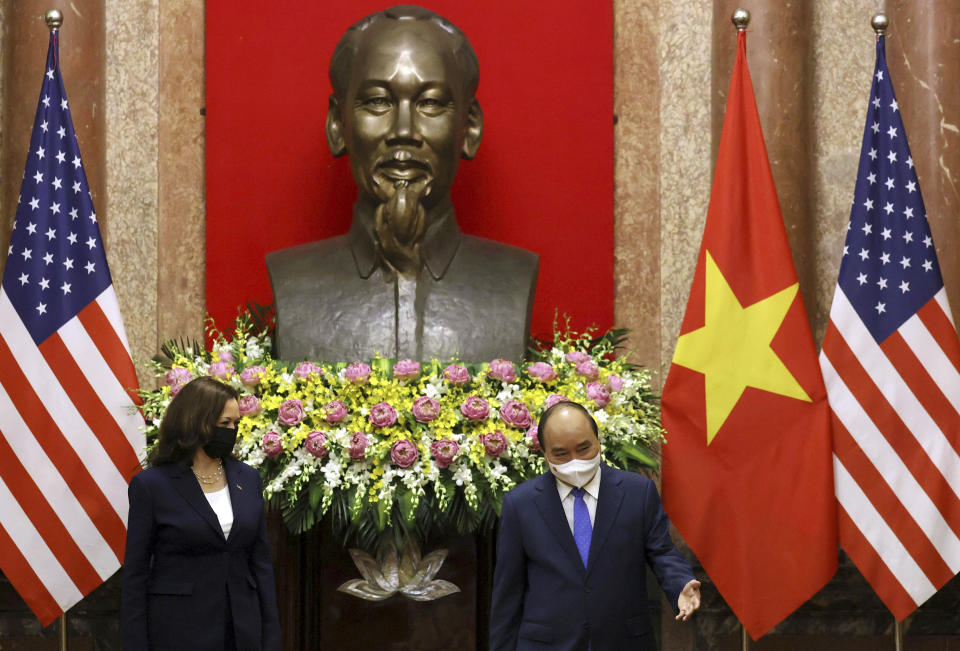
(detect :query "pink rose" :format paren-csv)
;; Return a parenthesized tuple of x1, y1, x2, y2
(369, 402, 398, 428)
(323, 400, 347, 424)
(500, 400, 533, 429)
(262, 431, 283, 458)
(443, 364, 470, 386)
(238, 394, 261, 417)
(390, 440, 420, 468)
(240, 365, 267, 386)
(344, 361, 372, 385)
(481, 430, 508, 457)
(304, 431, 329, 459)
(460, 396, 490, 421)
(576, 360, 599, 380)
(565, 351, 591, 364)
(165, 368, 191, 395)
(392, 359, 421, 380)
(278, 398, 305, 426)
(293, 361, 323, 380)
(544, 393, 570, 410)
(208, 361, 233, 379)
(430, 439, 459, 468)
(608, 374, 623, 392)
(412, 396, 441, 423)
(216, 349, 234, 363)
(488, 359, 517, 383)
(527, 361, 558, 382)
(586, 381, 611, 408)
(526, 425, 541, 450)
(348, 432, 369, 460)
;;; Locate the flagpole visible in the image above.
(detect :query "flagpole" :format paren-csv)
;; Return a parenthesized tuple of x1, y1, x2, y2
(48, 10, 68, 651)
(730, 14, 753, 651)
(732, 11, 750, 645)
(869, 11, 903, 651)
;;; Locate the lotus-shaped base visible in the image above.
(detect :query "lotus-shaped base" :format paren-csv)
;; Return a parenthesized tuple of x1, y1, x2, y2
(337, 539, 461, 601)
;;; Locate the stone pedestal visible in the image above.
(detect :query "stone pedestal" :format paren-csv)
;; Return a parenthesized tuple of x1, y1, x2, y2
(268, 514, 494, 651)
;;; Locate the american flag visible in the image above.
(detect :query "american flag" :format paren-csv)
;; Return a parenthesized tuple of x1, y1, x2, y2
(0, 31, 144, 625)
(820, 34, 960, 620)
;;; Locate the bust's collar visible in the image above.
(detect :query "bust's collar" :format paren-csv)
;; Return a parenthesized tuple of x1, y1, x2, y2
(349, 202, 461, 280)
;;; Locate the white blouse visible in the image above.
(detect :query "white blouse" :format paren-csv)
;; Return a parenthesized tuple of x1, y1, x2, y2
(203, 485, 234, 538)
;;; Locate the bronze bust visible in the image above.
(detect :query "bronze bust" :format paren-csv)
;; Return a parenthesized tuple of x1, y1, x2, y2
(266, 5, 538, 363)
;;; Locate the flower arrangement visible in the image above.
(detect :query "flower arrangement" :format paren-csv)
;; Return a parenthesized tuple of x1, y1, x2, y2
(140, 313, 665, 552)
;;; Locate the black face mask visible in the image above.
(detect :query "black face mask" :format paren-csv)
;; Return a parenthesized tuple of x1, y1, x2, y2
(203, 426, 237, 459)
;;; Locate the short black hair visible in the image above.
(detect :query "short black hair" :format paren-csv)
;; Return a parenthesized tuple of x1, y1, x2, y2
(537, 400, 599, 451)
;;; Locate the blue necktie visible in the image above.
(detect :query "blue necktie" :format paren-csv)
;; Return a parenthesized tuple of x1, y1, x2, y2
(572, 487, 592, 567)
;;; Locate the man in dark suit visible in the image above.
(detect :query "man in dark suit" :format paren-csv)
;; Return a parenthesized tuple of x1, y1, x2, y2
(490, 401, 700, 650)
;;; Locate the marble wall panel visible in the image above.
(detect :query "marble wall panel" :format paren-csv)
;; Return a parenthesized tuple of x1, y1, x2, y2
(810, 2, 883, 341)
(104, 0, 160, 386)
(0, 1, 106, 309)
(713, 1, 818, 325)
(657, 0, 712, 380)
(887, 0, 960, 326)
(157, 0, 205, 348)
(1, 3, 56, 274)
(613, 0, 661, 373)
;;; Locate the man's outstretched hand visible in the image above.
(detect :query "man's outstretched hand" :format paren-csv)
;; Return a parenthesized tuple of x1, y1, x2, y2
(676, 579, 702, 622)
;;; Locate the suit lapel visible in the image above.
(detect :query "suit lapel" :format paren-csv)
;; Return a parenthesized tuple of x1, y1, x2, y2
(533, 472, 587, 578)
(586, 464, 624, 573)
(224, 459, 253, 544)
(165, 462, 226, 541)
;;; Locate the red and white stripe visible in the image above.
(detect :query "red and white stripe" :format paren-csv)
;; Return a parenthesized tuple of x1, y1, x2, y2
(0, 286, 144, 626)
(820, 286, 960, 619)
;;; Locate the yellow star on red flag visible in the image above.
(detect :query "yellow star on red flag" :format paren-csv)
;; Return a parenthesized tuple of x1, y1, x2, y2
(672, 251, 810, 443)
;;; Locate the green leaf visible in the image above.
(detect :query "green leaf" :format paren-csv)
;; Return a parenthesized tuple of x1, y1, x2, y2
(308, 479, 323, 511)
(376, 498, 389, 531)
(372, 357, 392, 377)
(350, 487, 364, 522)
(619, 441, 659, 469)
(398, 488, 417, 524)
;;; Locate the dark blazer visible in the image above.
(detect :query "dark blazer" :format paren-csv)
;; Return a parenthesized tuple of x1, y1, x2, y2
(121, 458, 281, 651)
(489, 464, 695, 651)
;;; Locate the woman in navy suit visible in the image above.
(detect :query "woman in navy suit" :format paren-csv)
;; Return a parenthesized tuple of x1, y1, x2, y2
(121, 376, 281, 650)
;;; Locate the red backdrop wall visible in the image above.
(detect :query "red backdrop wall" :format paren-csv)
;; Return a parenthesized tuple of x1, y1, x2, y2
(205, 1, 614, 349)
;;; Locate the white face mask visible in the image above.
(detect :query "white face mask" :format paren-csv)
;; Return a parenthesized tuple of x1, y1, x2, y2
(549, 451, 601, 488)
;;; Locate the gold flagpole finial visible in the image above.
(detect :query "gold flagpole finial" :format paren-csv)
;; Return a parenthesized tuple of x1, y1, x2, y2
(45, 9, 63, 31)
(732, 9, 751, 32)
(871, 13, 888, 36)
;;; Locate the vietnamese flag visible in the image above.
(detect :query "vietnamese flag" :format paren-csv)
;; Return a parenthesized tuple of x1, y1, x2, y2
(660, 30, 837, 639)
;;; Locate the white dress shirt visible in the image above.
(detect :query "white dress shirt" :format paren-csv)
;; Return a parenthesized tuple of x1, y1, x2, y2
(203, 485, 234, 538)
(554, 468, 601, 533)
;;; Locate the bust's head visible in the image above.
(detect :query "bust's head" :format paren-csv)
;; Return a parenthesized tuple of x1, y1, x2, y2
(326, 6, 483, 270)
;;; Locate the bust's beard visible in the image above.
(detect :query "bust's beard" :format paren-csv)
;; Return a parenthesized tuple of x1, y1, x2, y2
(373, 176, 432, 274)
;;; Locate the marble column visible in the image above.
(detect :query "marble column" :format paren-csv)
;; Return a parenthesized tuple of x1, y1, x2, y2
(613, 0, 661, 373)
(103, 0, 159, 386)
(157, 1, 206, 349)
(886, 0, 960, 328)
(712, 0, 817, 323)
(0, 1, 105, 273)
(657, 0, 712, 376)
